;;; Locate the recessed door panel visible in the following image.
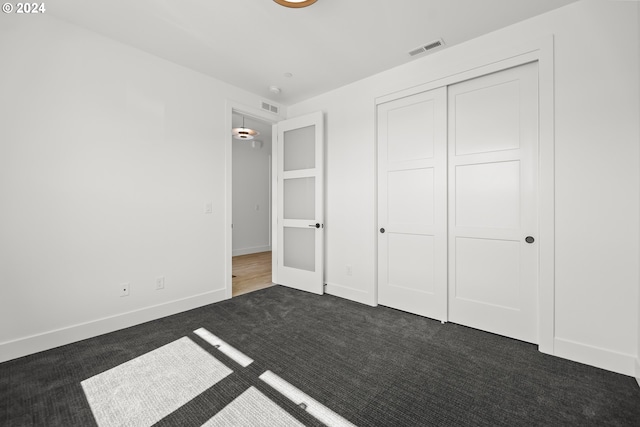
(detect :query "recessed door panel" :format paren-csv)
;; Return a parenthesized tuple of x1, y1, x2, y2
(388, 168, 434, 227)
(387, 100, 435, 163)
(455, 161, 520, 229)
(454, 80, 520, 156)
(388, 234, 435, 294)
(454, 237, 520, 309)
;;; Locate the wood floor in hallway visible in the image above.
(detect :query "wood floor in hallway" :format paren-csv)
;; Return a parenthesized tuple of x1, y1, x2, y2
(232, 251, 274, 297)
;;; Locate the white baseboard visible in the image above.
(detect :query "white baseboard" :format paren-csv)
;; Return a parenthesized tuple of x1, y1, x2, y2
(324, 282, 375, 306)
(554, 337, 636, 376)
(636, 359, 640, 388)
(0, 289, 227, 364)
(232, 246, 271, 257)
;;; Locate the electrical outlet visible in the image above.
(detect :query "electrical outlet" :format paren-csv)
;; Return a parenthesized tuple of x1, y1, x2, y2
(120, 283, 130, 297)
(156, 276, 165, 290)
(204, 203, 213, 214)
(346, 265, 352, 276)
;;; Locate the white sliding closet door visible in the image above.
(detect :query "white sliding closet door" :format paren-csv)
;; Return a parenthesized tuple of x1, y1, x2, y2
(448, 62, 539, 343)
(377, 87, 448, 321)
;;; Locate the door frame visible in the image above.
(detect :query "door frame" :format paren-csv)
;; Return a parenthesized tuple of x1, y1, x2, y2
(374, 35, 555, 354)
(224, 100, 282, 300)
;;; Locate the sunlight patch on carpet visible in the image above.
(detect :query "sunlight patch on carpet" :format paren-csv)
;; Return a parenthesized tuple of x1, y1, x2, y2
(260, 370, 357, 427)
(194, 327, 254, 367)
(202, 386, 304, 426)
(81, 337, 232, 427)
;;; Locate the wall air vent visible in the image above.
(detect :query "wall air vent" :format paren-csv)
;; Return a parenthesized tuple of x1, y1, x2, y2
(408, 38, 445, 57)
(261, 101, 280, 114)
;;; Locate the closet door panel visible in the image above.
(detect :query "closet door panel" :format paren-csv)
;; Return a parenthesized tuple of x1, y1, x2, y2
(377, 87, 447, 321)
(448, 62, 539, 344)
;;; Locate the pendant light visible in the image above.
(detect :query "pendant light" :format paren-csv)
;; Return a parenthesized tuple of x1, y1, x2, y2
(274, 0, 317, 8)
(232, 116, 259, 140)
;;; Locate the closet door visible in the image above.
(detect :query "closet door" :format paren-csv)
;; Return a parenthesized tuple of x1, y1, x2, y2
(377, 87, 447, 321)
(448, 62, 539, 343)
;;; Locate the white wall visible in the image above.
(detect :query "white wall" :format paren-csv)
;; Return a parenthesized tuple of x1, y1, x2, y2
(288, 0, 640, 376)
(232, 124, 272, 256)
(0, 14, 281, 362)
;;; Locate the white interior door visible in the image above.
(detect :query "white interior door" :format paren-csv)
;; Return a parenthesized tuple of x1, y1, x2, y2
(448, 62, 539, 343)
(377, 87, 447, 321)
(273, 111, 324, 295)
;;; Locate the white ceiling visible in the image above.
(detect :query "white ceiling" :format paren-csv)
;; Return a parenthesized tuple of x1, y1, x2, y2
(48, 0, 578, 105)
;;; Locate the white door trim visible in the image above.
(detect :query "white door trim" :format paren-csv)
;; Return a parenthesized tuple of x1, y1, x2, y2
(224, 100, 282, 300)
(374, 35, 555, 354)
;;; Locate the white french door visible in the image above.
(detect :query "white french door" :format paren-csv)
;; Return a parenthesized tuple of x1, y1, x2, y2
(377, 87, 448, 321)
(448, 62, 539, 343)
(272, 111, 324, 295)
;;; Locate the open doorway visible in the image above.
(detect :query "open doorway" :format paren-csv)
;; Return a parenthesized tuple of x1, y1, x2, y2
(231, 111, 275, 297)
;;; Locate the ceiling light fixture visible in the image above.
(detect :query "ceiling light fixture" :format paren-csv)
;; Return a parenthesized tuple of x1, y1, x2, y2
(232, 116, 259, 140)
(274, 0, 317, 8)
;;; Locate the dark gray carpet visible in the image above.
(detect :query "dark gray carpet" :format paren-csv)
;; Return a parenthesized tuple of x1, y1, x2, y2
(1, 285, 639, 426)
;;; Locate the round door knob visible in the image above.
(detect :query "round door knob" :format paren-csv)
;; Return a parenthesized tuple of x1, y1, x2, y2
(525, 236, 535, 244)
(380, 228, 385, 233)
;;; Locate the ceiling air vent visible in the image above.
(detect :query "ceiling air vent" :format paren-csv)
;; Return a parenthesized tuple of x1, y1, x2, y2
(409, 38, 445, 57)
(261, 101, 279, 114)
